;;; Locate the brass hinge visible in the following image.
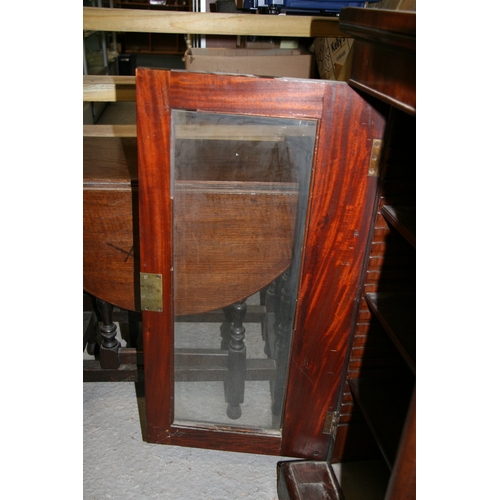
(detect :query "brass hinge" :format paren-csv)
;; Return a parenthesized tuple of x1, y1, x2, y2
(323, 410, 340, 437)
(140, 272, 163, 312)
(368, 139, 383, 177)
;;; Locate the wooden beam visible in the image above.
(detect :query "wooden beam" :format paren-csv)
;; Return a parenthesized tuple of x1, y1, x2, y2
(83, 75, 136, 102)
(83, 124, 137, 137)
(83, 7, 345, 38)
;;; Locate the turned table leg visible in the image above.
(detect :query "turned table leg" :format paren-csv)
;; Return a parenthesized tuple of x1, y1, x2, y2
(96, 298, 121, 370)
(225, 300, 247, 420)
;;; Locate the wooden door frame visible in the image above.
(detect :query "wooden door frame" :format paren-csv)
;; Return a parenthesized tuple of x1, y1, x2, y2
(136, 69, 386, 458)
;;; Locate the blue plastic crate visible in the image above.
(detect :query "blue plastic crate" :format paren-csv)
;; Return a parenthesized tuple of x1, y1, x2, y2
(243, 0, 380, 15)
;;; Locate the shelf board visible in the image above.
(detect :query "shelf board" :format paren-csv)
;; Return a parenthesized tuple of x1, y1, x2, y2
(365, 291, 415, 374)
(83, 7, 344, 38)
(381, 205, 416, 248)
(348, 377, 412, 470)
(122, 49, 184, 55)
(83, 75, 136, 102)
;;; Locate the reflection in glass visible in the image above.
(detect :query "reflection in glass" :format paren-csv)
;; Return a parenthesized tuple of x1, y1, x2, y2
(172, 110, 316, 431)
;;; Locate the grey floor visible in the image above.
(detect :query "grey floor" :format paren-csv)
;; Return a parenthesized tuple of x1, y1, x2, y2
(84, 99, 390, 499)
(84, 315, 389, 499)
(84, 378, 389, 500)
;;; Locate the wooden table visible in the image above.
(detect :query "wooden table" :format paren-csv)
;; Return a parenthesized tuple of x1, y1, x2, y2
(83, 135, 299, 315)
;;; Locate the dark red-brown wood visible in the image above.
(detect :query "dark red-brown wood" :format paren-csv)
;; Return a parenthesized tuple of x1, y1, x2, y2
(83, 137, 139, 312)
(339, 8, 416, 115)
(280, 81, 385, 459)
(83, 144, 298, 315)
(277, 461, 344, 500)
(136, 69, 386, 457)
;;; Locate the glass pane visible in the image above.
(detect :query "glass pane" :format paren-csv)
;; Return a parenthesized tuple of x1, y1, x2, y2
(172, 110, 316, 431)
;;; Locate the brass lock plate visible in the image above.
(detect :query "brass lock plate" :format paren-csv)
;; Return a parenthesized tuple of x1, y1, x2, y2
(140, 272, 163, 312)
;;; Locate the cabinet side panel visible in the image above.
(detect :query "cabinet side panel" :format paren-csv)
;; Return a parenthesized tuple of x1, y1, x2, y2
(281, 84, 386, 459)
(333, 108, 415, 462)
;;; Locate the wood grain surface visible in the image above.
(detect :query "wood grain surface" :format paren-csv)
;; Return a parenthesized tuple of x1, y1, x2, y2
(83, 6, 345, 38)
(136, 69, 386, 456)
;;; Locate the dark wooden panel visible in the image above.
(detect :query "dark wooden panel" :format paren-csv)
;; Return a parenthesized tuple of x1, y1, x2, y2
(83, 360, 139, 382)
(168, 70, 327, 120)
(339, 8, 416, 114)
(277, 461, 344, 500)
(83, 185, 139, 312)
(166, 422, 282, 455)
(83, 137, 138, 182)
(83, 136, 140, 311)
(174, 182, 297, 314)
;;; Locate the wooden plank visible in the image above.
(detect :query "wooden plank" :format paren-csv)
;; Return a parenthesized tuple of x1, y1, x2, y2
(82, 122, 315, 140)
(83, 7, 345, 38)
(174, 350, 276, 382)
(83, 125, 137, 137)
(83, 75, 136, 102)
(83, 360, 139, 382)
(339, 8, 415, 115)
(177, 304, 266, 323)
(381, 205, 416, 248)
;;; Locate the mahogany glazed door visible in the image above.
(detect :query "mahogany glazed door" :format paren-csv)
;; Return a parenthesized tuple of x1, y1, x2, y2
(136, 69, 385, 459)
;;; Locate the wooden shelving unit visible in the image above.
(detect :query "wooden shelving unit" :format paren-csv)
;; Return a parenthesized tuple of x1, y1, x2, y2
(365, 291, 416, 374)
(348, 376, 412, 469)
(334, 7, 416, 499)
(381, 205, 416, 248)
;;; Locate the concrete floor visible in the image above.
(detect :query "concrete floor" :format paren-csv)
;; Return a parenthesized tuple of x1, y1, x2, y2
(84, 381, 284, 500)
(84, 379, 389, 500)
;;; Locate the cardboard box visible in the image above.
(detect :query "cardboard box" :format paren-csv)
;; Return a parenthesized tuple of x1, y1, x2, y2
(314, 37, 354, 81)
(185, 48, 315, 79)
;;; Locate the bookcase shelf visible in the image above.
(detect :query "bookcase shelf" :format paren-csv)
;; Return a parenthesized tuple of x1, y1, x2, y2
(365, 291, 415, 374)
(381, 205, 416, 248)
